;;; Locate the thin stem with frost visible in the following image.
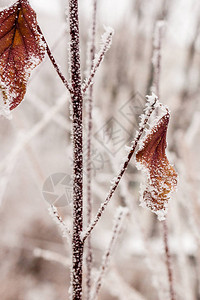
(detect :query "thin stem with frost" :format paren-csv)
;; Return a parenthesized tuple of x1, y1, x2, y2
(49, 205, 71, 242)
(152, 21, 175, 299)
(82, 93, 159, 242)
(34, 247, 70, 267)
(37, 25, 73, 94)
(90, 207, 128, 300)
(152, 21, 164, 98)
(162, 220, 176, 300)
(82, 27, 114, 94)
(85, 1, 97, 299)
(68, 0, 84, 299)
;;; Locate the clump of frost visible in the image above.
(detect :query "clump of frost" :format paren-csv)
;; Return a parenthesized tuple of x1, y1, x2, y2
(0, 101, 12, 120)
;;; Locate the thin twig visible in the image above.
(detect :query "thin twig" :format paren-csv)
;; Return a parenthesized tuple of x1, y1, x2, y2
(85, 0, 97, 299)
(49, 205, 71, 242)
(82, 27, 114, 94)
(163, 219, 176, 300)
(30, 24, 67, 82)
(152, 20, 165, 98)
(37, 25, 73, 94)
(34, 247, 70, 267)
(82, 93, 159, 242)
(90, 207, 128, 300)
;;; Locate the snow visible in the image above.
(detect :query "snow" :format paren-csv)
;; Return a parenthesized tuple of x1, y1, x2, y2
(0, 100, 12, 120)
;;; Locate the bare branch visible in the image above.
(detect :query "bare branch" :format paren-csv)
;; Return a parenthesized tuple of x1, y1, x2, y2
(37, 25, 73, 94)
(151, 20, 165, 98)
(49, 205, 71, 243)
(90, 207, 128, 300)
(34, 247, 70, 267)
(82, 26, 114, 94)
(163, 220, 176, 300)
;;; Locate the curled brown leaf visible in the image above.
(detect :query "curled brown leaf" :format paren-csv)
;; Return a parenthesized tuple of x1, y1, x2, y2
(136, 112, 177, 220)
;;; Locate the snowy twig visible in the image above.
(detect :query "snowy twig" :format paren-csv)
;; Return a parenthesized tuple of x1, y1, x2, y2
(82, 93, 159, 242)
(85, 1, 97, 299)
(90, 207, 128, 300)
(151, 20, 165, 98)
(162, 220, 176, 300)
(82, 26, 114, 94)
(30, 24, 67, 83)
(37, 25, 73, 94)
(34, 247, 70, 267)
(152, 21, 176, 299)
(49, 205, 71, 242)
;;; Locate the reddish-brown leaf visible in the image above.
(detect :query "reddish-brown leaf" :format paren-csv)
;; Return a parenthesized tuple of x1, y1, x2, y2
(136, 112, 177, 220)
(0, 0, 45, 111)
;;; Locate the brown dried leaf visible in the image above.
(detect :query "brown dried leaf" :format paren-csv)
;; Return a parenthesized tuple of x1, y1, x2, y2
(0, 0, 46, 111)
(136, 112, 177, 220)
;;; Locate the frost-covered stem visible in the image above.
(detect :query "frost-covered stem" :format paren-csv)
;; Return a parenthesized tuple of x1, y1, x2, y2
(152, 21, 164, 98)
(85, 1, 97, 299)
(49, 205, 71, 243)
(82, 28, 113, 94)
(90, 207, 128, 300)
(82, 94, 158, 242)
(34, 248, 70, 267)
(163, 219, 176, 300)
(37, 25, 73, 94)
(68, 0, 84, 299)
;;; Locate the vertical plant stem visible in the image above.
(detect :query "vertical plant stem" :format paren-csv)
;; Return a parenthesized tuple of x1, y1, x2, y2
(163, 219, 176, 300)
(69, 0, 83, 299)
(152, 20, 176, 300)
(90, 207, 128, 300)
(85, 1, 97, 299)
(152, 20, 164, 98)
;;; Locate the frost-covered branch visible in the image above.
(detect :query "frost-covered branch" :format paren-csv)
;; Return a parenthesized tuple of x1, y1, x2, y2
(85, 1, 97, 299)
(82, 93, 159, 242)
(90, 207, 128, 300)
(152, 20, 165, 98)
(49, 205, 71, 243)
(82, 26, 114, 94)
(34, 247, 70, 267)
(68, 0, 84, 298)
(162, 220, 176, 300)
(30, 24, 67, 83)
(37, 25, 73, 94)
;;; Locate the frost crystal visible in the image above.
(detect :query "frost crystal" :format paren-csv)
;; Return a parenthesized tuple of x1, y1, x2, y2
(0, 100, 12, 119)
